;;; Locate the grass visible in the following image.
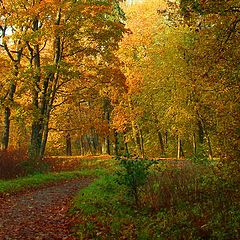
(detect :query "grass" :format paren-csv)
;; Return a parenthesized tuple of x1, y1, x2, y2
(0, 157, 116, 195)
(0, 150, 114, 180)
(0, 170, 86, 195)
(71, 159, 240, 239)
(71, 175, 138, 239)
(44, 155, 115, 173)
(1, 153, 239, 239)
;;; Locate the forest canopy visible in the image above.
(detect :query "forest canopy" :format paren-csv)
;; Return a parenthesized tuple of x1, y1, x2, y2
(0, 0, 239, 162)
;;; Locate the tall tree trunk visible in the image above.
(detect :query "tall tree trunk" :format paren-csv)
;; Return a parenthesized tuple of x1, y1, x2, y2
(139, 129, 145, 159)
(2, 107, 11, 150)
(198, 120, 204, 144)
(157, 130, 165, 156)
(177, 136, 181, 160)
(66, 133, 72, 156)
(102, 97, 112, 155)
(106, 137, 111, 155)
(81, 137, 85, 155)
(131, 123, 142, 157)
(125, 141, 130, 157)
(198, 115, 213, 160)
(30, 123, 42, 161)
(39, 121, 49, 160)
(29, 10, 62, 161)
(128, 97, 142, 157)
(2, 82, 16, 149)
(177, 136, 184, 159)
(114, 130, 119, 159)
(193, 133, 197, 155)
(1, 61, 20, 149)
(124, 133, 130, 157)
(91, 132, 97, 155)
(76, 138, 82, 155)
(29, 40, 42, 161)
(102, 137, 111, 155)
(165, 131, 168, 148)
(206, 134, 213, 160)
(1, 28, 22, 149)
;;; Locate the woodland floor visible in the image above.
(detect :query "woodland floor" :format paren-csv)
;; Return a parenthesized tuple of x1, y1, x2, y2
(0, 177, 93, 240)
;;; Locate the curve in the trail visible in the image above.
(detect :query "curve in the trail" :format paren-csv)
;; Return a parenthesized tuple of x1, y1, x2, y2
(0, 177, 93, 240)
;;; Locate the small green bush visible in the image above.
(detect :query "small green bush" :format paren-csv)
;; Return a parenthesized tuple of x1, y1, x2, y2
(116, 159, 153, 207)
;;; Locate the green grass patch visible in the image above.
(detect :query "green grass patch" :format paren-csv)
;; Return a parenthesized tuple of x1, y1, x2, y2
(71, 175, 139, 239)
(0, 157, 116, 194)
(0, 166, 112, 195)
(0, 170, 87, 194)
(71, 174, 170, 239)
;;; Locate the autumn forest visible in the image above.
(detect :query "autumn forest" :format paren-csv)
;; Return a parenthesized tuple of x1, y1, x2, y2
(0, 0, 239, 239)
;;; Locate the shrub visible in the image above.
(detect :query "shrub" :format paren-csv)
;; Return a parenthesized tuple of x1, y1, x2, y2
(0, 148, 28, 179)
(20, 160, 49, 175)
(71, 160, 240, 239)
(116, 159, 153, 207)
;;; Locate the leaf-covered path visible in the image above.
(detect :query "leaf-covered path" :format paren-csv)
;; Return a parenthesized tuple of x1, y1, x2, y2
(0, 177, 93, 239)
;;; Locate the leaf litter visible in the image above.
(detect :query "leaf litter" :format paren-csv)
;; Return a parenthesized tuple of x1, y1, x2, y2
(0, 177, 93, 240)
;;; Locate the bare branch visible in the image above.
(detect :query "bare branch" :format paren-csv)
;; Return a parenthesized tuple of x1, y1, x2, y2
(3, 43, 16, 62)
(62, 47, 88, 58)
(39, 40, 47, 52)
(52, 98, 68, 109)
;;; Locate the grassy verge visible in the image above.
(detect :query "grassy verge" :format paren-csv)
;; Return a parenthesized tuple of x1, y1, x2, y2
(71, 160, 240, 239)
(0, 157, 116, 195)
(0, 170, 86, 195)
(71, 175, 139, 239)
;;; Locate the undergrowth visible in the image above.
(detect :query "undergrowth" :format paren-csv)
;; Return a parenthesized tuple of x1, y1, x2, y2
(0, 149, 114, 180)
(71, 159, 240, 239)
(0, 148, 28, 179)
(71, 175, 138, 239)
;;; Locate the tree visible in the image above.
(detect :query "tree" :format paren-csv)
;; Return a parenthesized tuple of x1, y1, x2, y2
(116, 0, 196, 158)
(179, 0, 240, 160)
(46, 51, 126, 156)
(0, 1, 25, 149)
(1, 0, 126, 161)
(115, 0, 239, 160)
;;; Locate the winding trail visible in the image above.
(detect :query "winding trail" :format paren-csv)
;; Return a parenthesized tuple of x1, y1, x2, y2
(0, 177, 93, 240)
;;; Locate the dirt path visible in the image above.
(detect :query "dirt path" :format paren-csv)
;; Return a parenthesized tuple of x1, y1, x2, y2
(0, 177, 93, 240)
